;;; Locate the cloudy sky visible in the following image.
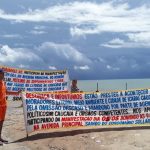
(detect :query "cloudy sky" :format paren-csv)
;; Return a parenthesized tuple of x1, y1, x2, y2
(0, 0, 150, 80)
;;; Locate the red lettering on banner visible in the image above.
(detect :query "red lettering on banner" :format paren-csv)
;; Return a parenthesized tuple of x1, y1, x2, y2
(140, 114, 145, 119)
(18, 70, 23, 73)
(111, 116, 119, 121)
(61, 117, 93, 122)
(102, 116, 110, 121)
(55, 93, 82, 100)
(120, 114, 139, 120)
(62, 122, 83, 127)
(13, 78, 26, 83)
(33, 124, 39, 131)
(41, 123, 59, 129)
(54, 79, 64, 83)
(93, 117, 101, 121)
(26, 80, 30, 83)
(3, 67, 23, 73)
(31, 80, 53, 84)
(26, 93, 49, 99)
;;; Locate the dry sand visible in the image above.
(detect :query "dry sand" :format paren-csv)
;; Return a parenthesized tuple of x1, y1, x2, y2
(0, 100, 150, 150)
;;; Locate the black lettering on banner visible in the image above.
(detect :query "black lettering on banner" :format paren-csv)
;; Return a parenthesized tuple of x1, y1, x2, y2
(27, 117, 54, 125)
(55, 111, 74, 116)
(98, 109, 128, 116)
(55, 117, 60, 122)
(13, 97, 22, 101)
(5, 78, 12, 82)
(76, 111, 97, 116)
(27, 111, 54, 118)
(133, 108, 141, 114)
(21, 87, 150, 132)
(144, 107, 150, 112)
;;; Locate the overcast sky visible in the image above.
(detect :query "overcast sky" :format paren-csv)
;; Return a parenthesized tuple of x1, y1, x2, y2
(0, 0, 150, 80)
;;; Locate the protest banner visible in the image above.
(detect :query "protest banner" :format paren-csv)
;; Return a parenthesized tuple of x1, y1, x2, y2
(0, 66, 70, 100)
(22, 88, 150, 135)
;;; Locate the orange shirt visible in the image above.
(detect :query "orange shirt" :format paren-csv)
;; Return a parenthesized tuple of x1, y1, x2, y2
(0, 80, 7, 106)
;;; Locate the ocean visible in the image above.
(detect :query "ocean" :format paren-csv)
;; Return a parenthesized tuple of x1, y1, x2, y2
(77, 79, 150, 92)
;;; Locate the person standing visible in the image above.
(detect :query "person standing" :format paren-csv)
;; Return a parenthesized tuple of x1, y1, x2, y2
(71, 79, 80, 92)
(0, 69, 20, 145)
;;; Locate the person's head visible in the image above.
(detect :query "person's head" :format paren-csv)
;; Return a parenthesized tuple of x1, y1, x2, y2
(72, 79, 77, 87)
(0, 69, 5, 80)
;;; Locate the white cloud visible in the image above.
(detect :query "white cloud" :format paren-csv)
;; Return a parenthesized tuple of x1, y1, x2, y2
(102, 42, 141, 48)
(0, 1, 150, 37)
(48, 66, 57, 70)
(29, 30, 47, 35)
(70, 26, 100, 37)
(38, 42, 91, 64)
(30, 25, 47, 35)
(34, 25, 46, 30)
(101, 38, 125, 48)
(74, 65, 90, 70)
(127, 32, 150, 43)
(108, 38, 125, 44)
(101, 38, 126, 48)
(0, 42, 91, 71)
(106, 65, 120, 71)
(0, 45, 42, 64)
(102, 32, 150, 48)
(125, 32, 150, 48)
(1, 34, 22, 38)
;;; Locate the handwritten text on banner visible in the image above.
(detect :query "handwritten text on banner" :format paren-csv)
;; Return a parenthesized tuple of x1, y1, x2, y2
(22, 89, 150, 133)
(0, 66, 70, 93)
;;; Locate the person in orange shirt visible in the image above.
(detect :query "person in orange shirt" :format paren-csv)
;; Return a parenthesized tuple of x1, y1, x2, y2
(0, 69, 21, 145)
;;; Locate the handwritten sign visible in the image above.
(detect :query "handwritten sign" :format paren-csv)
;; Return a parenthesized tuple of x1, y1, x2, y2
(22, 88, 150, 134)
(0, 66, 70, 94)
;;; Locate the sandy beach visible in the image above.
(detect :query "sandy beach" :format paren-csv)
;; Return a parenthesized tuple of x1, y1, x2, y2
(0, 100, 150, 150)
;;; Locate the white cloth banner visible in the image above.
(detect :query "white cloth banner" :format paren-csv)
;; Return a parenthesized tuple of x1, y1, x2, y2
(22, 89, 150, 134)
(0, 66, 70, 93)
